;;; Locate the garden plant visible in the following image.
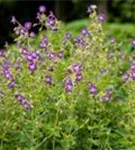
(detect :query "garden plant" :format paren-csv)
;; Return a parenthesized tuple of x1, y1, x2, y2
(1, 5, 135, 150)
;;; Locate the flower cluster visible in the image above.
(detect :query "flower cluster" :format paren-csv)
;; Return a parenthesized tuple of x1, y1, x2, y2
(0, 4, 135, 113)
(64, 76, 73, 93)
(40, 36, 48, 50)
(21, 48, 40, 72)
(88, 82, 97, 96)
(64, 63, 83, 93)
(1, 4, 135, 149)
(122, 60, 135, 82)
(2, 60, 16, 88)
(102, 88, 112, 102)
(15, 94, 33, 109)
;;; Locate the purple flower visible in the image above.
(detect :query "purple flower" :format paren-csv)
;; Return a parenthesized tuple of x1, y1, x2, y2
(79, 37, 86, 47)
(36, 12, 42, 22)
(43, 36, 48, 41)
(45, 75, 52, 85)
(57, 51, 64, 58)
(11, 16, 16, 24)
(102, 95, 110, 102)
(65, 83, 73, 93)
(64, 76, 73, 93)
(3, 70, 13, 80)
(131, 39, 135, 46)
(130, 60, 135, 70)
(102, 89, 112, 102)
(72, 64, 82, 73)
(24, 22, 32, 30)
(26, 54, 33, 62)
(0, 49, 4, 57)
(15, 94, 33, 109)
(15, 94, 24, 103)
(89, 82, 97, 95)
(40, 42, 48, 49)
(74, 36, 85, 47)
(39, 5, 46, 13)
(64, 76, 72, 85)
(122, 72, 129, 81)
(46, 11, 56, 28)
(98, 13, 106, 22)
(14, 26, 21, 35)
(8, 80, 16, 88)
(28, 63, 37, 72)
(87, 5, 97, 13)
(110, 37, 116, 44)
(131, 69, 135, 80)
(75, 73, 83, 82)
(87, 5, 92, 13)
(21, 48, 28, 55)
(46, 52, 56, 59)
(2, 60, 11, 70)
(22, 100, 33, 109)
(74, 37, 80, 45)
(40, 36, 48, 49)
(81, 28, 89, 36)
(36, 52, 42, 60)
(65, 33, 72, 39)
(20, 27, 27, 35)
(29, 32, 36, 38)
(31, 51, 37, 59)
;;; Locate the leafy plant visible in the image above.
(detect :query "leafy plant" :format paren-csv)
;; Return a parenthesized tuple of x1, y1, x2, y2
(0, 5, 135, 150)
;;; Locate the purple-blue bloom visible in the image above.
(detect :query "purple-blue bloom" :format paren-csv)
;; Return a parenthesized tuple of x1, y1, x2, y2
(45, 75, 52, 85)
(28, 63, 37, 72)
(11, 16, 16, 24)
(46, 12, 56, 28)
(24, 22, 32, 30)
(57, 51, 64, 58)
(98, 13, 106, 22)
(0, 49, 4, 57)
(131, 39, 135, 46)
(102, 89, 112, 102)
(26, 54, 33, 62)
(65, 33, 72, 39)
(64, 76, 73, 93)
(72, 64, 82, 73)
(15, 94, 33, 109)
(75, 73, 83, 82)
(46, 52, 56, 59)
(81, 28, 89, 36)
(110, 37, 116, 44)
(88, 82, 97, 95)
(29, 32, 36, 38)
(21, 48, 28, 55)
(2, 60, 11, 70)
(122, 72, 129, 82)
(8, 80, 16, 88)
(39, 5, 46, 13)
(3, 70, 13, 80)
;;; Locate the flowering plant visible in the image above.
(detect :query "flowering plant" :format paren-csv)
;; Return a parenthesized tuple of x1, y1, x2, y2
(0, 5, 135, 150)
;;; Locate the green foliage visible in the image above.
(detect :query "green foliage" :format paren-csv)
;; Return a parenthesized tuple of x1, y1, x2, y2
(112, 0, 135, 22)
(0, 9, 135, 150)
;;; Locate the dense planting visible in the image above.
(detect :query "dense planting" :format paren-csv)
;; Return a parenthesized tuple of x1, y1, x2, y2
(0, 5, 135, 150)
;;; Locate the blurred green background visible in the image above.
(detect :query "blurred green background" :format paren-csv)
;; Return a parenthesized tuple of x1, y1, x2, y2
(0, 0, 135, 47)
